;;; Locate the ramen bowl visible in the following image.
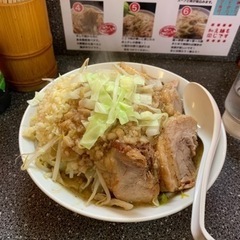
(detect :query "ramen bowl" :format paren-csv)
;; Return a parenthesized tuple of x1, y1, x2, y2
(19, 62, 226, 222)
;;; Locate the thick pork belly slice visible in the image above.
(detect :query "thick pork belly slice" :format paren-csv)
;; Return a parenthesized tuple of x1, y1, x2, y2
(96, 142, 160, 204)
(156, 114, 198, 192)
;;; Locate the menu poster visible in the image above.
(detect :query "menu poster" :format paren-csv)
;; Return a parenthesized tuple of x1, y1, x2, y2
(60, 0, 240, 56)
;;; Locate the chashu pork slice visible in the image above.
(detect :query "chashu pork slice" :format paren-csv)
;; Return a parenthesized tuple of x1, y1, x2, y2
(95, 142, 160, 204)
(156, 114, 198, 192)
(156, 80, 183, 116)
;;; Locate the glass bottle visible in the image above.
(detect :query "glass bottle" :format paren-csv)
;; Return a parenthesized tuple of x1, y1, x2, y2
(222, 71, 240, 140)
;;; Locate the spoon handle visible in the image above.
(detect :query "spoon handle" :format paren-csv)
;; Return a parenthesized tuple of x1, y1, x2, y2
(191, 147, 210, 240)
(189, 82, 222, 240)
(199, 122, 222, 240)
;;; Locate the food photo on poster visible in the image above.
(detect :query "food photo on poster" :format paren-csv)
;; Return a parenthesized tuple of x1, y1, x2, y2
(123, 2, 156, 38)
(70, 1, 104, 35)
(174, 5, 212, 39)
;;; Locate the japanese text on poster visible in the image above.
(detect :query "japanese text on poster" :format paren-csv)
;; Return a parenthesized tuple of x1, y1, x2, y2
(60, 0, 240, 56)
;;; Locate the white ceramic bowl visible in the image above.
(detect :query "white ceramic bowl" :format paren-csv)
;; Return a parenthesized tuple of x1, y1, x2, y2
(19, 62, 226, 222)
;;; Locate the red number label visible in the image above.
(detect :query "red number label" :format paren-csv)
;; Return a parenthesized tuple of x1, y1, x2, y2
(181, 6, 192, 16)
(129, 2, 140, 13)
(72, 2, 84, 13)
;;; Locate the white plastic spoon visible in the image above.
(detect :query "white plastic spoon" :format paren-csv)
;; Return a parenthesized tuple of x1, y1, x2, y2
(183, 82, 222, 240)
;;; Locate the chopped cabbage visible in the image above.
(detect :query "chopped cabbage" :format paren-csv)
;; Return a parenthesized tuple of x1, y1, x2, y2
(78, 69, 166, 149)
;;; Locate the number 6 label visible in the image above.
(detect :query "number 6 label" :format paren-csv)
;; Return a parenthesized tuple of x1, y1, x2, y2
(181, 6, 192, 16)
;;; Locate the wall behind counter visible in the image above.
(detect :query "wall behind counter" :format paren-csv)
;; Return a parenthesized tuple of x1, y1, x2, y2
(45, 0, 240, 62)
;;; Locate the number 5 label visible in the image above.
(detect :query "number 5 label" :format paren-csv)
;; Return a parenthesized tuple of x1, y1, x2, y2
(129, 2, 140, 13)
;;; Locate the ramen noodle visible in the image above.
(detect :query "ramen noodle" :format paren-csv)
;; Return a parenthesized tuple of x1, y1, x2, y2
(71, 5, 103, 35)
(175, 8, 209, 39)
(123, 11, 154, 38)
